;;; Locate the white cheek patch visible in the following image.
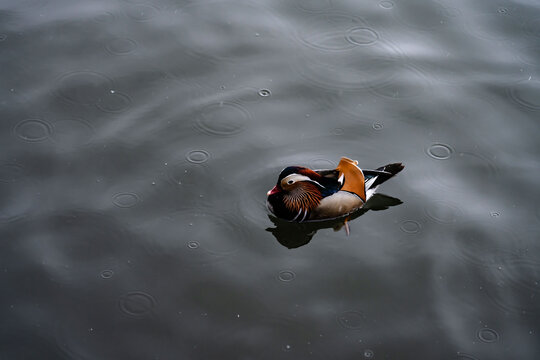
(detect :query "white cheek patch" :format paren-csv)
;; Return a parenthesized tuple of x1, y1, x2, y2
(282, 174, 326, 189)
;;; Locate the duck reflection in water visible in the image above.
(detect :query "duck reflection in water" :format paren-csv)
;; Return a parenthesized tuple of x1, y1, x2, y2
(267, 193, 403, 249)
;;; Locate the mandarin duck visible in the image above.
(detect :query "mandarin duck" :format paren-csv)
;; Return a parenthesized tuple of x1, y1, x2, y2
(266, 157, 404, 226)
(267, 193, 403, 247)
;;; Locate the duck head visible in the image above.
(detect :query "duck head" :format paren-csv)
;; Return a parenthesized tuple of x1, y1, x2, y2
(266, 166, 325, 222)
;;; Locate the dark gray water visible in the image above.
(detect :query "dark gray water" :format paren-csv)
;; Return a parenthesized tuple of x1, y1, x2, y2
(1, 0, 540, 358)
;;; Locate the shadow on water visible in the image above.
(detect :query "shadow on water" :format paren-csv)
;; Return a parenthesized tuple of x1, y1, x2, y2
(266, 193, 403, 249)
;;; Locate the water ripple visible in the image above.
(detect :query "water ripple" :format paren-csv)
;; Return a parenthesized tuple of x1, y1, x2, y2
(477, 327, 499, 343)
(278, 270, 296, 282)
(450, 225, 517, 267)
(370, 65, 431, 99)
(508, 79, 540, 111)
(346, 27, 379, 46)
(100, 269, 114, 279)
(187, 240, 200, 249)
(299, 13, 375, 51)
(379, 1, 394, 9)
(258, 89, 271, 97)
(112, 192, 140, 208)
(423, 149, 499, 197)
(13, 119, 52, 142)
(363, 349, 375, 358)
(308, 157, 336, 169)
(483, 254, 540, 314)
(55, 71, 114, 105)
(516, 46, 540, 67)
(119, 291, 156, 318)
(372, 122, 383, 130)
(400, 220, 422, 234)
(106, 37, 138, 55)
(193, 102, 250, 136)
(425, 200, 462, 224)
(426, 143, 453, 160)
(186, 149, 210, 164)
(96, 91, 133, 113)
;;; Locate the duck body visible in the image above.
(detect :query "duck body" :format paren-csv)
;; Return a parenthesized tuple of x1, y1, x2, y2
(266, 157, 404, 222)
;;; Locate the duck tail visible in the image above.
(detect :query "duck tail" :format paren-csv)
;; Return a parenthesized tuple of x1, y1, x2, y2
(377, 162, 404, 176)
(363, 163, 404, 190)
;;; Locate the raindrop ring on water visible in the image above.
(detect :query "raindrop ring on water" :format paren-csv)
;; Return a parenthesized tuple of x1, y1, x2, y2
(119, 291, 156, 317)
(426, 143, 453, 160)
(186, 150, 210, 164)
(477, 328, 499, 343)
(258, 89, 271, 97)
(508, 80, 540, 111)
(112, 192, 140, 208)
(106, 38, 137, 55)
(14, 119, 52, 142)
(187, 241, 200, 249)
(194, 102, 250, 136)
(278, 270, 296, 282)
(426, 201, 462, 224)
(364, 349, 375, 358)
(400, 220, 421, 234)
(372, 122, 383, 130)
(300, 13, 369, 51)
(100, 269, 114, 279)
(346, 27, 379, 46)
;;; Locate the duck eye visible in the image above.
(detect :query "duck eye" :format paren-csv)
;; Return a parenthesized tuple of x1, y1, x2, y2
(287, 180, 294, 185)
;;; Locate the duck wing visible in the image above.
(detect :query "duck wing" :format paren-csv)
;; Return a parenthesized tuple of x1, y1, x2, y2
(336, 157, 367, 202)
(313, 169, 342, 197)
(315, 160, 404, 202)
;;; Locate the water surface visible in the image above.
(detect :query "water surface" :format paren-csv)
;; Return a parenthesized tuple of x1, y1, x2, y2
(1, 0, 540, 359)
